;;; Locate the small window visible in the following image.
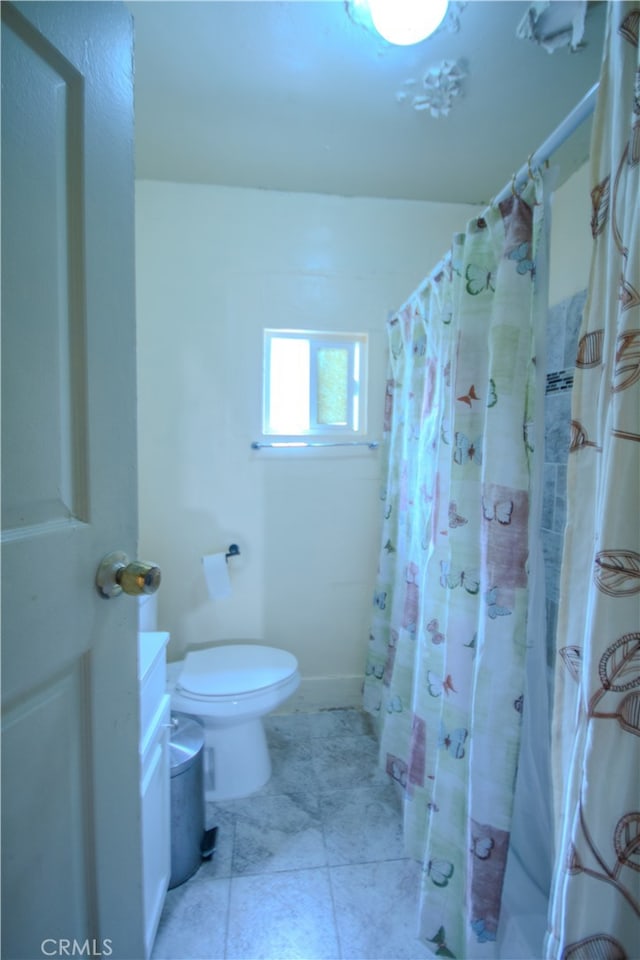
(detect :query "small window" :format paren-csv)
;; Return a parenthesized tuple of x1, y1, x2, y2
(263, 329, 367, 439)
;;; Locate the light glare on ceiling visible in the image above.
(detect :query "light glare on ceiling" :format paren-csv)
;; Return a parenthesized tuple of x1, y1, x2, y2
(368, 0, 449, 46)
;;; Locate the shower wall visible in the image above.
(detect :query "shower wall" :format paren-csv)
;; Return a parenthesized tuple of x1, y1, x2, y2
(543, 160, 591, 674)
(542, 289, 587, 670)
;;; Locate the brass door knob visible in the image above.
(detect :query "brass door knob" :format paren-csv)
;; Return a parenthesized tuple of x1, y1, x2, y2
(96, 552, 161, 599)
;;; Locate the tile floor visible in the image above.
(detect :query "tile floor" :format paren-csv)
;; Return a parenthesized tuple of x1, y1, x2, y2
(152, 708, 433, 960)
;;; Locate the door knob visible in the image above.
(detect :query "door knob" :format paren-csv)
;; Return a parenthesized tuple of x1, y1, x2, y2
(96, 552, 161, 599)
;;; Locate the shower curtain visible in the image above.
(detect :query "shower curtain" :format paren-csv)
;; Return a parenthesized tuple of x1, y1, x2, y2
(546, 3, 640, 957)
(363, 171, 550, 958)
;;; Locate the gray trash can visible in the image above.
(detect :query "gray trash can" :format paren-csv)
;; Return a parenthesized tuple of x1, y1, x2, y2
(169, 712, 205, 889)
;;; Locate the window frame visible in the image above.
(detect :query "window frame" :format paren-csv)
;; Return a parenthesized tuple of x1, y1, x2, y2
(262, 328, 368, 441)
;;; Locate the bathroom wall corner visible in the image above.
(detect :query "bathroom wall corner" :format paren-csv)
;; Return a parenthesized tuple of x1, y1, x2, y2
(278, 675, 364, 714)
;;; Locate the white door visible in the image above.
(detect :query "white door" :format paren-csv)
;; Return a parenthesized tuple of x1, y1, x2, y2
(1, 3, 145, 957)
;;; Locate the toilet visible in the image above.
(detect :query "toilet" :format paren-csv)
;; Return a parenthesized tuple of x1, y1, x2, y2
(171, 643, 300, 800)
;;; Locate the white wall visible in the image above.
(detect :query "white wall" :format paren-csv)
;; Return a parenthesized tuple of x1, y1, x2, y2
(136, 166, 591, 709)
(135, 182, 479, 707)
(549, 162, 591, 305)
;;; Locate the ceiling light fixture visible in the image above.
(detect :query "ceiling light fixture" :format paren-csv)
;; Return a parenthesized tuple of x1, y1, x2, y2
(368, 0, 449, 46)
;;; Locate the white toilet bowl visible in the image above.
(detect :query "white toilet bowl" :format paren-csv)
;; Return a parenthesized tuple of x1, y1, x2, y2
(171, 643, 300, 800)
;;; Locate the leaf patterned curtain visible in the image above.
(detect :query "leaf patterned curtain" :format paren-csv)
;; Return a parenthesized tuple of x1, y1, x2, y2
(364, 172, 549, 958)
(546, 4, 640, 957)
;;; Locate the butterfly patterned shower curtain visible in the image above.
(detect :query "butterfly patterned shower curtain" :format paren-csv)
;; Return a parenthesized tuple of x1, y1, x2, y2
(546, 4, 640, 957)
(363, 172, 550, 958)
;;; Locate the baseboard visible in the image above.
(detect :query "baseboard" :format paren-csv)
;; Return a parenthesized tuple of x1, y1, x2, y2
(166, 661, 365, 714)
(278, 674, 364, 714)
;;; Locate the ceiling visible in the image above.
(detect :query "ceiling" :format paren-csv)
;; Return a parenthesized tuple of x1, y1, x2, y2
(127, 0, 607, 204)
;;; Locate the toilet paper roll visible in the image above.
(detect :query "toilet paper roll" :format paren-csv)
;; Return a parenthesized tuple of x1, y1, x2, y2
(202, 552, 232, 600)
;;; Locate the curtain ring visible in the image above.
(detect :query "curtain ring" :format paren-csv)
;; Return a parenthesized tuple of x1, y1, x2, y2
(527, 154, 535, 179)
(511, 173, 519, 197)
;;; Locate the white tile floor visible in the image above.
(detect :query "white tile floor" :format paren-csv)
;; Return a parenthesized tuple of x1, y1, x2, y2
(152, 709, 433, 960)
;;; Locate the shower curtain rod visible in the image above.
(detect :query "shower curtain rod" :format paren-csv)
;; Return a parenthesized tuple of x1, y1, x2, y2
(494, 81, 599, 204)
(426, 81, 600, 283)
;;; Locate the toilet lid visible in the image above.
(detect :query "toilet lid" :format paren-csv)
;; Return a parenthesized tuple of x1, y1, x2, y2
(178, 643, 298, 697)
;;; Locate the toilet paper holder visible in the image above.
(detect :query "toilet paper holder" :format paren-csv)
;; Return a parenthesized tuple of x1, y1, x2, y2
(225, 544, 240, 562)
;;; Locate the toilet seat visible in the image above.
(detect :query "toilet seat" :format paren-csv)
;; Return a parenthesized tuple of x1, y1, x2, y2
(176, 643, 298, 700)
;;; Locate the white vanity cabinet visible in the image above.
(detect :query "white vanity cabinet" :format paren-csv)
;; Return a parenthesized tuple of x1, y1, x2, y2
(138, 630, 171, 958)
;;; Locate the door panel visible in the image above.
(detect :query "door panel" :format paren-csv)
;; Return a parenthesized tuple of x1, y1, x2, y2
(1, 12, 87, 534)
(1, 4, 144, 957)
(2, 667, 91, 941)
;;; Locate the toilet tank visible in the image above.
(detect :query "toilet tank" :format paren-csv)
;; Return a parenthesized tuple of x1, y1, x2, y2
(138, 591, 158, 632)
